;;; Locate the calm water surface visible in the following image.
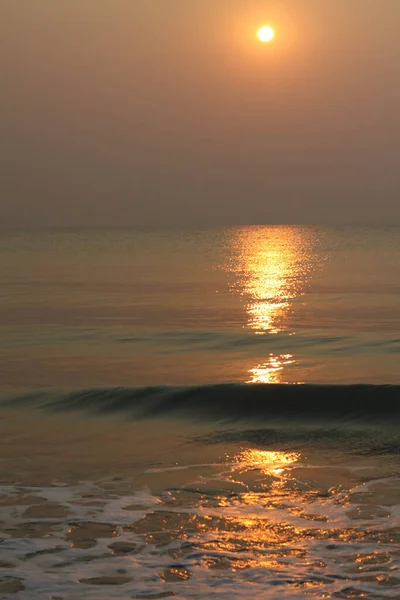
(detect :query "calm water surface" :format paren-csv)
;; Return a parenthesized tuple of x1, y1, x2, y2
(1, 226, 400, 388)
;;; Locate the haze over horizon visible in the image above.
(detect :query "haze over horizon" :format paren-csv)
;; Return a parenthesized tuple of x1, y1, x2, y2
(1, 0, 400, 228)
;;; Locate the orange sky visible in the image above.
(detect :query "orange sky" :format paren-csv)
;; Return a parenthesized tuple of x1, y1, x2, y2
(1, 0, 400, 226)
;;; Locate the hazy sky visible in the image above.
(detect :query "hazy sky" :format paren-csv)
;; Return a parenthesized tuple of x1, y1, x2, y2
(1, 0, 400, 227)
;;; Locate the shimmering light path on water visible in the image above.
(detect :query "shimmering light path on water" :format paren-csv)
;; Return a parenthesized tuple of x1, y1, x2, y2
(1, 226, 400, 389)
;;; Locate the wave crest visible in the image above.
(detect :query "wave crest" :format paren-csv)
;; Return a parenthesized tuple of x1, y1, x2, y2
(2, 384, 399, 425)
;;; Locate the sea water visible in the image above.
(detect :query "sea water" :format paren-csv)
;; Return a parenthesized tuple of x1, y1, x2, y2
(0, 226, 399, 599)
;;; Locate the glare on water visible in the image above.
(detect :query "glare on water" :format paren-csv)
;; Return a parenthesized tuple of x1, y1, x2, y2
(227, 226, 319, 383)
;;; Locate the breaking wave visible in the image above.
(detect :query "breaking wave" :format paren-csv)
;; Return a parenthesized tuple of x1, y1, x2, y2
(2, 384, 399, 425)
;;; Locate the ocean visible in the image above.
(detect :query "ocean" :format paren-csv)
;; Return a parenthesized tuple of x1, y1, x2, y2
(0, 226, 399, 599)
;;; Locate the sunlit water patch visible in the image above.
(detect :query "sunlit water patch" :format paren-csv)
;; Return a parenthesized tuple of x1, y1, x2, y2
(1, 451, 399, 599)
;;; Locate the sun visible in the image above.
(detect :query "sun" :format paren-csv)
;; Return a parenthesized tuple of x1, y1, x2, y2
(257, 26, 275, 43)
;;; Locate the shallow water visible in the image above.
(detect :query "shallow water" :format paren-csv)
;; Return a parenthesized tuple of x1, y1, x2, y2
(0, 408, 399, 599)
(1, 226, 399, 598)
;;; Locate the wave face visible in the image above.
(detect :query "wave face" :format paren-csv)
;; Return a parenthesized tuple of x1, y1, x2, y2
(3, 384, 400, 425)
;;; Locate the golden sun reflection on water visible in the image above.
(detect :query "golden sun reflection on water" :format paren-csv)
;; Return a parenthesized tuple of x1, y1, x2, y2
(235, 449, 301, 475)
(235, 227, 312, 336)
(227, 227, 319, 383)
(196, 448, 313, 552)
(247, 353, 295, 383)
(128, 444, 392, 590)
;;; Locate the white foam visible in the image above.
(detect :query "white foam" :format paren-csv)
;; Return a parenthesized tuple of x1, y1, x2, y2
(0, 464, 399, 599)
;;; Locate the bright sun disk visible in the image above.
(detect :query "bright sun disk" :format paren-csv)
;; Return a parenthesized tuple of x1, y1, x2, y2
(257, 26, 275, 43)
